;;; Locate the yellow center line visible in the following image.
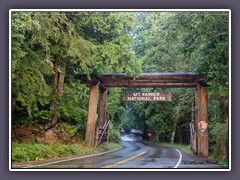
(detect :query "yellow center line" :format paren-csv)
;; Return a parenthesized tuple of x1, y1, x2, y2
(102, 151, 148, 168)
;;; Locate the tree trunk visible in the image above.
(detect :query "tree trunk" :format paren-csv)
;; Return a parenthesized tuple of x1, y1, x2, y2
(179, 129, 183, 144)
(12, 97, 16, 112)
(216, 97, 228, 159)
(12, 97, 16, 123)
(171, 98, 181, 144)
(216, 137, 227, 159)
(171, 125, 177, 144)
(45, 59, 66, 131)
(151, 133, 159, 143)
(159, 132, 165, 142)
(162, 132, 165, 142)
(190, 98, 196, 151)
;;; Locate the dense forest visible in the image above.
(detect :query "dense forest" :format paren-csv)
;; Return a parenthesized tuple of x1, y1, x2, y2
(11, 11, 229, 164)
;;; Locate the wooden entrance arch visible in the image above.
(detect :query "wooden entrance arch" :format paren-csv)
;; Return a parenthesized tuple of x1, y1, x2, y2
(75, 72, 208, 157)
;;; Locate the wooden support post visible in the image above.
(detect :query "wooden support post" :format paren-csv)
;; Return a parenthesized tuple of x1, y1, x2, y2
(85, 82, 99, 147)
(98, 89, 108, 129)
(193, 88, 198, 154)
(196, 83, 209, 157)
(95, 127, 99, 147)
(96, 89, 108, 145)
(106, 121, 110, 145)
(190, 98, 196, 153)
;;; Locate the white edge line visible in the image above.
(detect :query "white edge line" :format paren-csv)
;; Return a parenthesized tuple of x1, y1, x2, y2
(9, 9, 231, 12)
(11, 168, 231, 172)
(174, 148, 182, 168)
(16, 148, 122, 169)
(9, 9, 12, 171)
(228, 9, 231, 171)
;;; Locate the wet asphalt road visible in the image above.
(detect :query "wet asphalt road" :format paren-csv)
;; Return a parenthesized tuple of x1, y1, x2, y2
(13, 135, 224, 169)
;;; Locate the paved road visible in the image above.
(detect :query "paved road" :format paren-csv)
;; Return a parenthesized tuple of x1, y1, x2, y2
(13, 135, 224, 169)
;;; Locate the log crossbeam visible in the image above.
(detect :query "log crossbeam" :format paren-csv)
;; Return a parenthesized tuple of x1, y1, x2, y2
(75, 74, 106, 92)
(75, 72, 202, 88)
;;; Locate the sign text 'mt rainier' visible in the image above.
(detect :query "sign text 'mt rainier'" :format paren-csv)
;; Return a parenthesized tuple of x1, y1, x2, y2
(122, 92, 172, 102)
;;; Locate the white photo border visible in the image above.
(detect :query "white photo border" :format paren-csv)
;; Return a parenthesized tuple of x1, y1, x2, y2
(9, 9, 231, 172)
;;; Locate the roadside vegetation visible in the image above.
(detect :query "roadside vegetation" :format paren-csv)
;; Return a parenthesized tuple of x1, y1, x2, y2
(12, 142, 122, 163)
(12, 121, 122, 164)
(159, 142, 228, 167)
(159, 143, 193, 155)
(208, 155, 229, 168)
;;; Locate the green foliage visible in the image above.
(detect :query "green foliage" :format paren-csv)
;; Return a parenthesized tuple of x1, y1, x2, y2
(32, 110, 50, 123)
(131, 11, 229, 153)
(108, 123, 121, 143)
(58, 122, 80, 138)
(209, 121, 228, 141)
(208, 155, 229, 167)
(160, 142, 193, 155)
(120, 103, 137, 132)
(97, 142, 123, 152)
(12, 11, 141, 126)
(64, 12, 141, 76)
(120, 88, 194, 143)
(59, 83, 88, 127)
(107, 88, 125, 123)
(69, 12, 141, 75)
(12, 142, 122, 163)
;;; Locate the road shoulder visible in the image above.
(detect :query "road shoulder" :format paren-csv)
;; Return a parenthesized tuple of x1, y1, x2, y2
(12, 146, 123, 169)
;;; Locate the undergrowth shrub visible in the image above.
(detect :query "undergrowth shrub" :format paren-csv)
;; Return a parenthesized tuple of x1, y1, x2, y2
(12, 141, 122, 163)
(108, 123, 121, 143)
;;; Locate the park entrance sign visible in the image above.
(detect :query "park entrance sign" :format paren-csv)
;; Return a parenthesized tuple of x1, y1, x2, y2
(122, 92, 172, 102)
(75, 72, 209, 157)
